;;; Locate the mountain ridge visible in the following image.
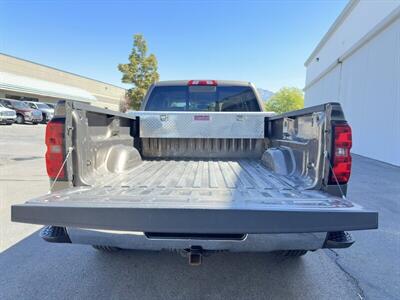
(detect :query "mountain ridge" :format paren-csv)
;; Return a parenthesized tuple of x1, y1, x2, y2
(257, 88, 274, 101)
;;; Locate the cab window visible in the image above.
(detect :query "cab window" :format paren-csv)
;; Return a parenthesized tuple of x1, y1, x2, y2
(145, 86, 261, 112)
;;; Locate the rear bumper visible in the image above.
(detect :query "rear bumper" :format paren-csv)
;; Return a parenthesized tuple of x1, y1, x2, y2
(66, 227, 330, 252)
(25, 115, 42, 122)
(0, 116, 16, 123)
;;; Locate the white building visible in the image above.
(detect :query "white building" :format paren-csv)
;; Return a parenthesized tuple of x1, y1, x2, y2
(304, 0, 400, 166)
(0, 53, 126, 111)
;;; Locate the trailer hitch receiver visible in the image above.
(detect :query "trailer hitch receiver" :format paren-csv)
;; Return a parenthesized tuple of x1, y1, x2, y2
(188, 246, 203, 266)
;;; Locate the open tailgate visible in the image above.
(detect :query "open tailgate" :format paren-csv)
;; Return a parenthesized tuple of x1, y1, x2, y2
(12, 186, 378, 234)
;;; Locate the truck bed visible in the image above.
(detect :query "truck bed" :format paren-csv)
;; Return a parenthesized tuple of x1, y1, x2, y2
(87, 159, 340, 208)
(12, 159, 377, 234)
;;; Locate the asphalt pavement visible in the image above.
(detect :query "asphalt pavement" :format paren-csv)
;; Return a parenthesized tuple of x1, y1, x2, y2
(0, 124, 399, 300)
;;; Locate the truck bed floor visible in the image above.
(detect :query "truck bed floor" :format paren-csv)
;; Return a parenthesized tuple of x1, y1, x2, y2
(14, 159, 377, 233)
(49, 159, 350, 209)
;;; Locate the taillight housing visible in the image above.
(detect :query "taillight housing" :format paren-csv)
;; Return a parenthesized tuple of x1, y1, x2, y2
(45, 118, 66, 180)
(188, 80, 217, 86)
(329, 123, 352, 184)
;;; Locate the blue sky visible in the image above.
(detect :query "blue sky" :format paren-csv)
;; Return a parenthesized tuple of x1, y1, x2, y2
(0, 0, 347, 92)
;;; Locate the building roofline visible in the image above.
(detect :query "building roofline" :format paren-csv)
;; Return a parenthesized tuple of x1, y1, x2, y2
(303, 4, 400, 91)
(304, 0, 359, 67)
(0, 52, 126, 91)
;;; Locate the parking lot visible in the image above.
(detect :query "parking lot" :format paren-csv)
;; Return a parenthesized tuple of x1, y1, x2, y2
(0, 124, 399, 300)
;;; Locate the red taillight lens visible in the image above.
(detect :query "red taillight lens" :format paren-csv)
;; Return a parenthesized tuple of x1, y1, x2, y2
(45, 119, 66, 179)
(329, 124, 352, 184)
(188, 80, 217, 86)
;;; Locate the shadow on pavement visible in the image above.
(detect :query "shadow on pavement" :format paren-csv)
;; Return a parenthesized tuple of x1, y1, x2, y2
(0, 231, 358, 300)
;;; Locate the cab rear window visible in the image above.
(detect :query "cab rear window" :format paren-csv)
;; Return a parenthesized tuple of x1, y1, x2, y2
(145, 86, 261, 112)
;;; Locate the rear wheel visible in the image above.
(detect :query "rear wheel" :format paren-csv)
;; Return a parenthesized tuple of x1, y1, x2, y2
(16, 114, 24, 124)
(276, 250, 308, 257)
(92, 245, 121, 252)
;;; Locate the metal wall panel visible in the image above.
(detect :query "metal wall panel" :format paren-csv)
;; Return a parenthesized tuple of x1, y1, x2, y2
(304, 64, 341, 106)
(339, 18, 400, 166)
(305, 1, 400, 85)
(306, 18, 400, 166)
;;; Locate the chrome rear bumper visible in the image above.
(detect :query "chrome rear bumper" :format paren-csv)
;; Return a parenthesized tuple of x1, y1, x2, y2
(25, 115, 42, 122)
(66, 227, 328, 252)
(0, 117, 15, 123)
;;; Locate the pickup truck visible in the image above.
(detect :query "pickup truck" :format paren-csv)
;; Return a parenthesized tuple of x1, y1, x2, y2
(12, 80, 378, 265)
(0, 98, 43, 124)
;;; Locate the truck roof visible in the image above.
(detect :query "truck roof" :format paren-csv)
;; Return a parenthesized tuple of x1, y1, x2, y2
(153, 80, 254, 87)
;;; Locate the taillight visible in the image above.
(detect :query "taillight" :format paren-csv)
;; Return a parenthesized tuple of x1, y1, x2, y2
(329, 124, 352, 184)
(45, 118, 66, 180)
(188, 80, 217, 86)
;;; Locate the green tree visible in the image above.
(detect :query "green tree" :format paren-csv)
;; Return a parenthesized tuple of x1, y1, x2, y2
(265, 87, 304, 114)
(118, 34, 159, 110)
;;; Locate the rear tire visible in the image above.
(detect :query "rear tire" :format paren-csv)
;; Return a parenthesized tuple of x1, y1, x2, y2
(16, 114, 24, 124)
(276, 250, 308, 257)
(92, 245, 121, 252)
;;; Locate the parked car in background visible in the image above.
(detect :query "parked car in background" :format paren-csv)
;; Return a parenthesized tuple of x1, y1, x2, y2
(45, 103, 56, 109)
(0, 98, 42, 124)
(24, 101, 54, 123)
(0, 102, 17, 125)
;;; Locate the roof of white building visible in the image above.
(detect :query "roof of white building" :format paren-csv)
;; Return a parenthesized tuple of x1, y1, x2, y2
(0, 71, 96, 102)
(304, 0, 358, 66)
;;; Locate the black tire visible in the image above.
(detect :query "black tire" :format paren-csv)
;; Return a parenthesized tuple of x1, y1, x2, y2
(32, 122, 38, 125)
(41, 114, 47, 124)
(276, 250, 308, 257)
(16, 114, 25, 124)
(92, 245, 121, 252)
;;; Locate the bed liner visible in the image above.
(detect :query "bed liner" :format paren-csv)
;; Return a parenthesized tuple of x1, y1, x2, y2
(12, 159, 378, 233)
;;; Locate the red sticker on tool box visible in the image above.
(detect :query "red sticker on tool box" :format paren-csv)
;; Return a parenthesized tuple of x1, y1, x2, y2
(194, 115, 210, 121)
